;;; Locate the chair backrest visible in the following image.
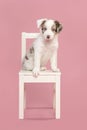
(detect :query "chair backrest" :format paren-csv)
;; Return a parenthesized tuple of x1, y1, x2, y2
(21, 32, 39, 62)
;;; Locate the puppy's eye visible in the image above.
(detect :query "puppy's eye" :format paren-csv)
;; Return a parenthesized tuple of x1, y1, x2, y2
(42, 27, 47, 31)
(52, 28, 56, 32)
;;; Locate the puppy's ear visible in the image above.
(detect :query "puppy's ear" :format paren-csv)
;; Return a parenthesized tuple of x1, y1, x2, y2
(55, 20, 63, 33)
(37, 18, 47, 28)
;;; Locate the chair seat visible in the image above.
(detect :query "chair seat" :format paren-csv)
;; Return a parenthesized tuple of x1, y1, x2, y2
(19, 69, 61, 76)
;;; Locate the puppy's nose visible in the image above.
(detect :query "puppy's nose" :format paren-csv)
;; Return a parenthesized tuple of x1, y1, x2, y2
(47, 35, 50, 39)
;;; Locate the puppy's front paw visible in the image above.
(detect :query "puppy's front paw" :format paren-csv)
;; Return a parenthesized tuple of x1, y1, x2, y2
(40, 67, 47, 71)
(33, 68, 40, 77)
(52, 67, 60, 72)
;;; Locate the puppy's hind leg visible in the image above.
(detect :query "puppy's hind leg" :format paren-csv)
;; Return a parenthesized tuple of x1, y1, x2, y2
(22, 57, 34, 71)
(22, 47, 34, 71)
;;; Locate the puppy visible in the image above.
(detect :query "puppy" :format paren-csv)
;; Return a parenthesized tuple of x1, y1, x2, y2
(22, 19, 63, 77)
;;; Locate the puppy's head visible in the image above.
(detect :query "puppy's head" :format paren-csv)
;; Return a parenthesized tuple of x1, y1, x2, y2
(37, 19, 63, 41)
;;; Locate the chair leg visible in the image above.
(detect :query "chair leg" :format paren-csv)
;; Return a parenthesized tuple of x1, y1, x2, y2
(19, 76, 24, 119)
(55, 76, 61, 119)
(53, 83, 56, 110)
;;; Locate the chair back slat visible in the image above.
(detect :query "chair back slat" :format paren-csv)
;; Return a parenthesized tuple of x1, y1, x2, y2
(21, 32, 39, 62)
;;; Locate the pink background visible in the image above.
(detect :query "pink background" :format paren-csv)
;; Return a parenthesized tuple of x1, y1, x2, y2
(0, 0, 87, 129)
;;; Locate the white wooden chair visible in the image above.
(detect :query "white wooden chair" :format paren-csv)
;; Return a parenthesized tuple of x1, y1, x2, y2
(19, 32, 61, 119)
